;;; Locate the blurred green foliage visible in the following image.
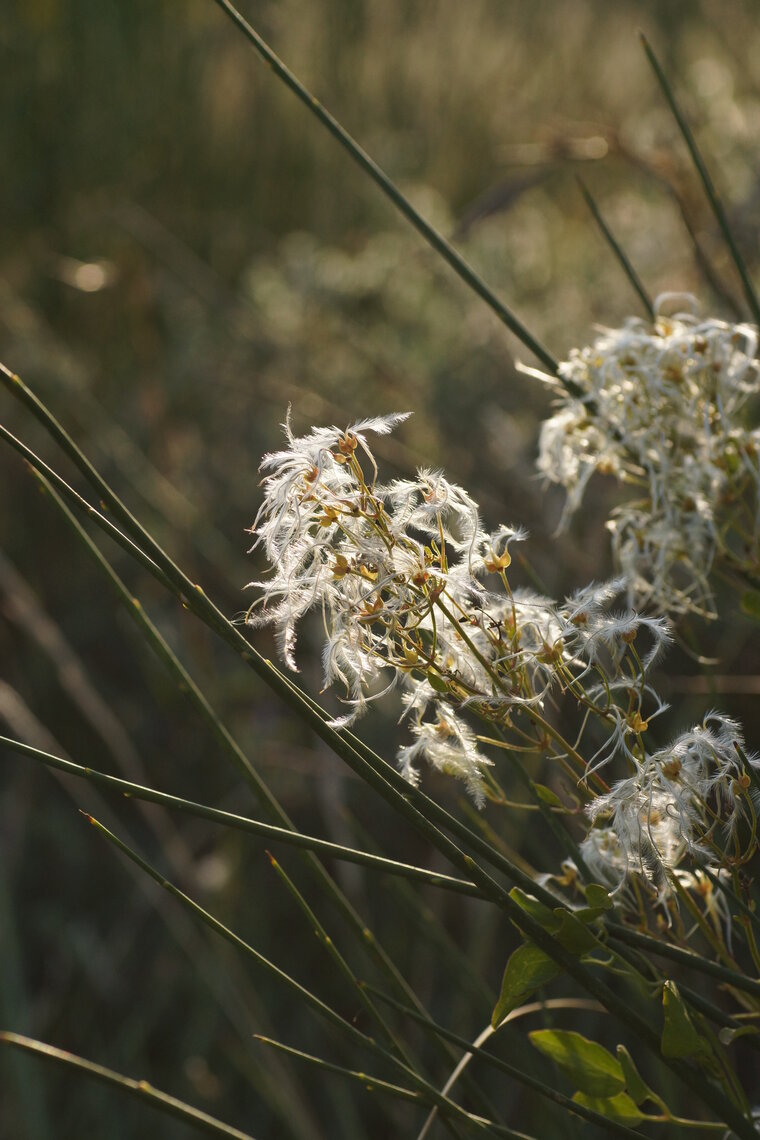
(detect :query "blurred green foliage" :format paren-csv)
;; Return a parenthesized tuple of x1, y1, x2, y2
(2, 1, 760, 1136)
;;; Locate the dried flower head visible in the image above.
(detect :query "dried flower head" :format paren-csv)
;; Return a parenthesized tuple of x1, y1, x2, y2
(535, 296, 760, 618)
(249, 411, 668, 802)
(583, 713, 759, 910)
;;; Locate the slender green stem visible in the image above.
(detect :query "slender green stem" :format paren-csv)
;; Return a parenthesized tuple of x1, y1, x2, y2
(266, 852, 415, 1065)
(82, 814, 485, 1135)
(82, 814, 380, 1050)
(207, 0, 564, 382)
(0, 421, 173, 592)
(254, 1037, 422, 1106)
(0, 734, 484, 898)
(576, 177, 654, 320)
(343, 809, 496, 1010)
(364, 987, 646, 1139)
(16, 455, 461, 1061)
(641, 33, 760, 327)
(83, 813, 502, 1137)
(0, 1033, 259, 1140)
(607, 925, 760, 1000)
(265, 856, 476, 1138)
(1, 734, 499, 1126)
(255, 1038, 536, 1140)
(658, 1118, 726, 1132)
(332, 810, 505, 1127)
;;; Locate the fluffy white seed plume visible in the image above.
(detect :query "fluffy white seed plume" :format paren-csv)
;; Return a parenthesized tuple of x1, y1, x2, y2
(583, 712, 759, 905)
(247, 410, 411, 668)
(248, 411, 672, 804)
(535, 297, 760, 618)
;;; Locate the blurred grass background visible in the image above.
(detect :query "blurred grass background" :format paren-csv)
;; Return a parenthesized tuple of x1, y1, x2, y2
(2, 1, 760, 1136)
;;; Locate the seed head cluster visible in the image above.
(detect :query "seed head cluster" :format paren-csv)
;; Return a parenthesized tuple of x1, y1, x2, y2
(582, 712, 759, 903)
(249, 402, 758, 929)
(248, 412, 673, 802)
(537, 298, 760, 618)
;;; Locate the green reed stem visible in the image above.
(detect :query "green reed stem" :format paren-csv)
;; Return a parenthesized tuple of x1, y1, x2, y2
(607, 925, 760, 1001)
(266, 852, 417, 1066)
(82, 815, 379, 1047)
(0, 421, 173, 592)
(207, 0, 565, 383)
(576, 177, 655, 320)
(0, 734, 483, 898)
(364, 986, 645, 1138)
(1, 729, 494, 1130)
(84, 813, 507, 1137)
(265, 855, 475, 1138)
(255, 1037, 535, 1140)
(314, 809, 505, 1129)
(12, 453, 454, 1063)
(254, 1037, 422, 1107)
(0, 1033, 258, 1140)
(641, 33, 760, 327)
(343, 811, 495, 1009)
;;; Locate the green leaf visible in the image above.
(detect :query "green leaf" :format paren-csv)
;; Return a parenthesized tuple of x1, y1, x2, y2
(508, 889, 599, 953)
(552, 910, 599, 955)
(661, 981, 709, 1060)
(426, 671, 449, 693)
(740, 590, 760, 622)
(572, 1090, 645, 1124)
(491, 945, 561, 1028)
(583, 884, 614, 911)
(529, 1029, 626, 1096)
(718, 1024, 760, 1046)
(615, 1045, 654, 1107)
(509, 887, 561, 933)
(531, 781, 563, 807)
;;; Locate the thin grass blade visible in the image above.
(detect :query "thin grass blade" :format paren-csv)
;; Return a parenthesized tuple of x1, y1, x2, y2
(641, 33, 760, 326)
(607, 925, 760, 999)
(207, 0, 563, 381)
(264, 853, 496, 1132)
(0, 733, 482, 897)
(365, 987, 653, 1139)
(0, 1033, 258, 1140)
(254, 1037, 535, 1140)
(576, 177, 654, 320)
(80, 812, 384, 1054)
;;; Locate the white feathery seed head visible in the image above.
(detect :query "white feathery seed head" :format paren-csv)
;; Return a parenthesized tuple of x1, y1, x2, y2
(536, 297, 760, 618)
